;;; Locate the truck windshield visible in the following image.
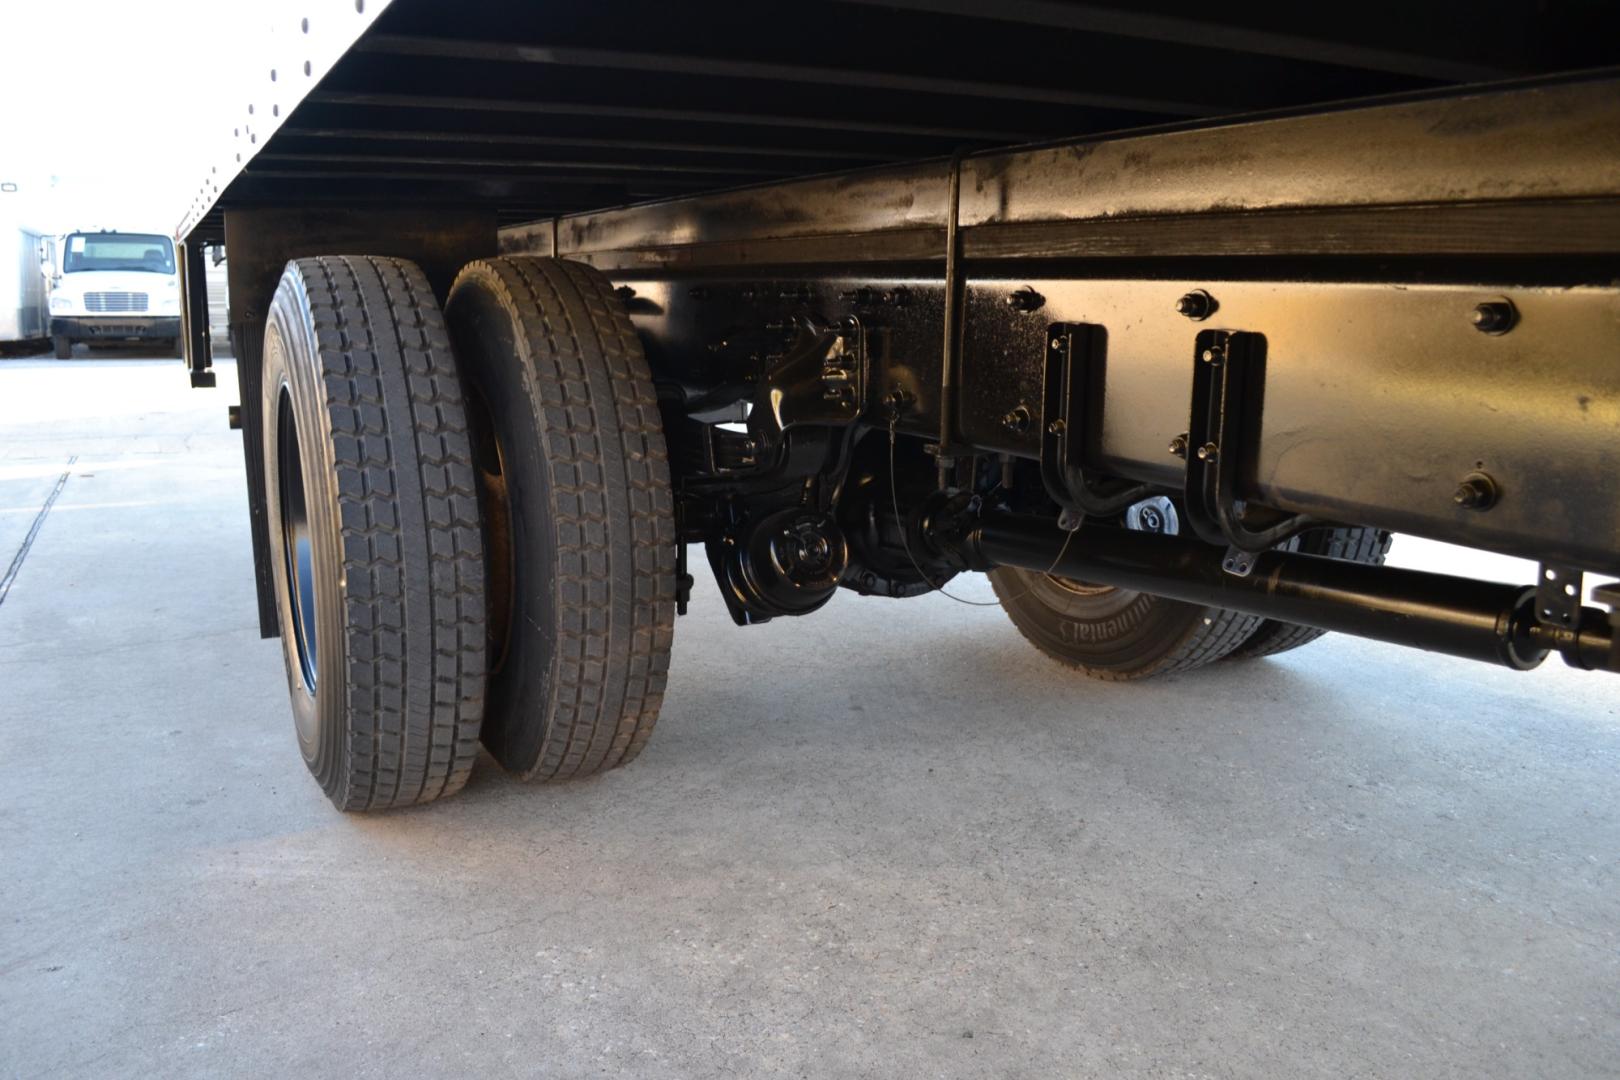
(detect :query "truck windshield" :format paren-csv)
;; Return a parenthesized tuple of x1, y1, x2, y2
(62, 233, 175, 274)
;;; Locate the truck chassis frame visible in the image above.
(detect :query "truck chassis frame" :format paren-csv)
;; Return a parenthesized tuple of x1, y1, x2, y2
(189, 71, 1620, 707)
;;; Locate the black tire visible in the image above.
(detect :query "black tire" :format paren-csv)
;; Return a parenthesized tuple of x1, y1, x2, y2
(988, 568, 1264, 681)
(445, 256, 676, 782)
(53, 335, 72, 360)
(262, 255, 486, 811)
(1227, 526, 1393, 659)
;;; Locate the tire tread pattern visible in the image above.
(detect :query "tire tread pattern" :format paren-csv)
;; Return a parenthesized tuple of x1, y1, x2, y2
(989, 567, 1264, 681)
(302, 255, 485, 809)
(473, 257, 675, 782)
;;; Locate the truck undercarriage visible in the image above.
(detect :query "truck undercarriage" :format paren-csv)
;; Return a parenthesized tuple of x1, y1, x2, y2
(174, 0, 1620, 808)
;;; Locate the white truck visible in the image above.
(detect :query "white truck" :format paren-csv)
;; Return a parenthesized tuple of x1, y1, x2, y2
(46, 229, 182, 358)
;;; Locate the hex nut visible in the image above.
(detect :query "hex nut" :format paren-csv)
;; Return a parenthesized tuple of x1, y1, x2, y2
(1176, 289, 1216, 320)
(1453, 471, 1499, 510)
(1471, 299, 1517, 335)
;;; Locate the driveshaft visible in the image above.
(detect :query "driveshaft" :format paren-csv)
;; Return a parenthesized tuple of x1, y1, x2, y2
(958, 514, 1619, 672)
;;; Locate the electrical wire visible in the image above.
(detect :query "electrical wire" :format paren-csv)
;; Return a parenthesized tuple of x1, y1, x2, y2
(887, 414, 1076, 607)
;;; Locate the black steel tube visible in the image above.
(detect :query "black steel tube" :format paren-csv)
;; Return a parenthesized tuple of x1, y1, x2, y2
(181, 237, 214, 386)
(965, 514, 1555, 670)
(935, 153, 963, 471)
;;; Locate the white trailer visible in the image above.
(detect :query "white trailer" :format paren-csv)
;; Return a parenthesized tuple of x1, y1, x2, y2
(0, 224, 50, 348)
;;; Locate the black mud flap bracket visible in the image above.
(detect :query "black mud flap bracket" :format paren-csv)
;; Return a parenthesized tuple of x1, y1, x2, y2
(1183, 328, 1311, 557)
(1040, 322, 1150, 526)
(179, 237, 215, 389)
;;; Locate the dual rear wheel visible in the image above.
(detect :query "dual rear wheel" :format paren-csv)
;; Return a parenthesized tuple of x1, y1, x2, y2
(263, 254, 673, 810)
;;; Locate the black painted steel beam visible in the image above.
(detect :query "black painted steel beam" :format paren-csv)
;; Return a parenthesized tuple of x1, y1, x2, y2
(356, 34, 1221, 117)
(305, 91, 1041, 142)
(274, 126, 896, 162)
(838, 0, 1521, 82)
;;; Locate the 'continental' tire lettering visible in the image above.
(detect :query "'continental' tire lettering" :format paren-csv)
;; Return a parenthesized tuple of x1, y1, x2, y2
(1057, 593, 1155, 644)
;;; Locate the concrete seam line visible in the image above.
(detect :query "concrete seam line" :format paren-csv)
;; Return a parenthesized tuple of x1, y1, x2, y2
(0, 455, 77, 608)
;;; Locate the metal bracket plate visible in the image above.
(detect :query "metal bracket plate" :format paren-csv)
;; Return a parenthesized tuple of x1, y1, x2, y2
(1041, 323, 1149, 520)
(1222, 545, 1258, 577)
(1535, 563, 1584, 629)
(1184, 328, 1310, 553)
(754, 315, 865, 435)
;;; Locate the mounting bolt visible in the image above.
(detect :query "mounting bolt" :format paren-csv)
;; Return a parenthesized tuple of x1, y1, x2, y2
(1470, 298, 1517, 335)
(1047, 419, 1066, 436)
(883, 388, 912, 413)
(1200, 346, 1224, 365)
(1196, 441, 1220, 462)
(1167, 434, 1189, 458)
(1002, 405, 1033, 433)
(1453, 471, 1499, 510)
(1006, 286, 1045, 313)
(1176, 289, 1216, 321)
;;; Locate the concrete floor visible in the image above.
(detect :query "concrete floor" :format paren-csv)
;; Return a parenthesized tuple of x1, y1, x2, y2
(1, 353, 1617, 1080)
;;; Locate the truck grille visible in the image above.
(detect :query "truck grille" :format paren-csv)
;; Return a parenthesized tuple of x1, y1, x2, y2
(83, 292, 148, 313)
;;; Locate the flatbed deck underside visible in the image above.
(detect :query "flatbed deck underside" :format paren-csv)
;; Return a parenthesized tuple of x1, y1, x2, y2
(180, 0, 1620, 241)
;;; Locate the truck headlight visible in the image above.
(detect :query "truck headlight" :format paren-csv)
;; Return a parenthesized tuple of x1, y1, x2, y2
(161, 297, 180, 311)
(50, 295, 73, 312)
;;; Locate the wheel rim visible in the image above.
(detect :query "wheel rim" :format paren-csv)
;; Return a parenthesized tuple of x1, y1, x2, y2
(1045, 575, 1119, 598)
(465, 384, 517, 674)
(276, 384, 318, 695)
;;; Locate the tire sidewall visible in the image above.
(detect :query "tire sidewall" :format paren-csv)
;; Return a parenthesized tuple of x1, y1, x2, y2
(444, 267, 560, 775)
(989, 567, 1215, 675)
(261, 266, 349, 793)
